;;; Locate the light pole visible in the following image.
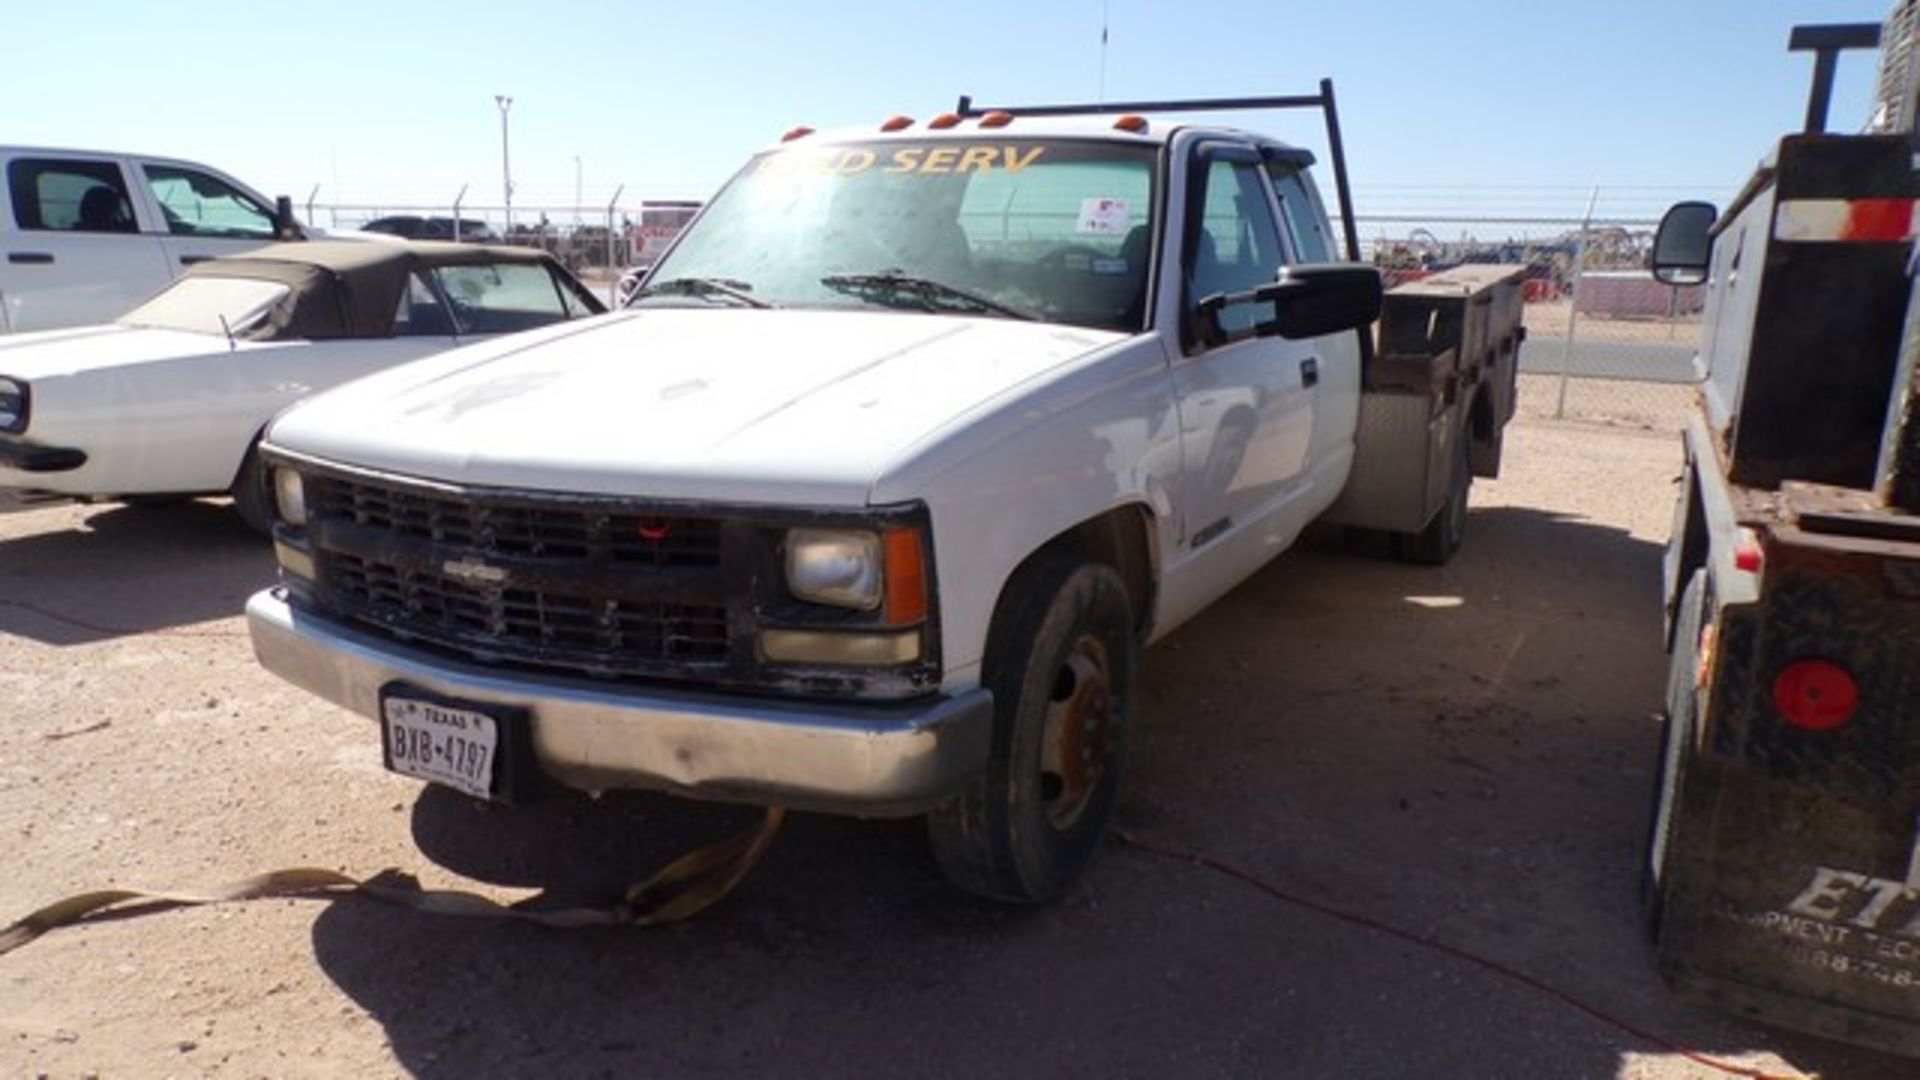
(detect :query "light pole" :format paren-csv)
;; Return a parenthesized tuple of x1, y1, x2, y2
(495, 94, 514, 234)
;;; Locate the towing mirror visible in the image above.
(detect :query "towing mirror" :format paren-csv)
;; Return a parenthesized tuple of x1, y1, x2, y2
(1254, 264, 1382, 340)
(1651, 201, 1716, 286)
(1196, 264, 1381, 347)
(273, 195, 303, 242)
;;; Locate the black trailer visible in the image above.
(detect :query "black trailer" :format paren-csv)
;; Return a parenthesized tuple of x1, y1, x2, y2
(1646, 17, 1920, 1055)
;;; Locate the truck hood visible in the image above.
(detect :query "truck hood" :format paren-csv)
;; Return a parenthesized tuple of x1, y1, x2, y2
(268, 309, 1123, 505)
(0, 324, 265, 377)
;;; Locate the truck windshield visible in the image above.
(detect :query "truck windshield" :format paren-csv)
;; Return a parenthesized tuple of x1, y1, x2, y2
(642, 139, 1158, 333)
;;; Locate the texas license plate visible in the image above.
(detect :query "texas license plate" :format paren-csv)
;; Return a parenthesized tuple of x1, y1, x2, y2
(380, 693, 499, 800)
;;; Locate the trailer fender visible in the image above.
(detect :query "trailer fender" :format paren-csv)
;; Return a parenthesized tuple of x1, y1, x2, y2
(1663, 454, 1709, 651)
(1646, 568, 1707, 936)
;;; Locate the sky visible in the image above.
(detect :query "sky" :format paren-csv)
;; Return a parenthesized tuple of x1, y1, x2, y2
(0, 1, 1889, 229)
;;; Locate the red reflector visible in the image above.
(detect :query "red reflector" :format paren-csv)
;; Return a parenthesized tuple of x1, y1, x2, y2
(781, 125, 815, 142)
(1846, 198, 1916, 242)
(879, 114, 914, 132)
(636, 520, 671, 543)
(1734, 528, 1763, 573)
(978, 110, 1014, 128)
(1772, 660, 1860, 731)
(928, 112, 961, 129)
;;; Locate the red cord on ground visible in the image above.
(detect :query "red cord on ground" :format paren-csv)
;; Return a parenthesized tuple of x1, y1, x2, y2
(1111, 829, 1808, 1080)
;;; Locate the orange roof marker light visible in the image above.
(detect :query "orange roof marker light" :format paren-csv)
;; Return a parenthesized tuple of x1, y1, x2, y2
(927, 112, 962, 129)
(879, 115, 914, 132)
(978, 110, 1015, 129)
(781, 125, 815, 142)
(1112, 114, 1149, 133)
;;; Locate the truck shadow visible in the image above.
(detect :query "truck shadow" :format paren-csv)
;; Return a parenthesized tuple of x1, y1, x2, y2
(305, 504, 1910, 1079)
(0, 499, 273, 644)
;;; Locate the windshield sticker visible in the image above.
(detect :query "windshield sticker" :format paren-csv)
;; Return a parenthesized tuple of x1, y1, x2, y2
(1077, 197, 1132, 236)
(766, 146, 1048, 177)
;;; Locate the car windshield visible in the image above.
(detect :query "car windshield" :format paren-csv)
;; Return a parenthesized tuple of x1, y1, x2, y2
(640, 138, 1158, 332)
(428, 263, 583, 332)
(118, 276, 291, 336)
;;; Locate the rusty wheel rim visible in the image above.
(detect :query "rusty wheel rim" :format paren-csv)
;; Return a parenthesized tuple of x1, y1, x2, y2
(1039, 634, 1114, 831)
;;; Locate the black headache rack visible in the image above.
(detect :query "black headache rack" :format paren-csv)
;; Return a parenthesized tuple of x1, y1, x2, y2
(954, 80, 1365, 267)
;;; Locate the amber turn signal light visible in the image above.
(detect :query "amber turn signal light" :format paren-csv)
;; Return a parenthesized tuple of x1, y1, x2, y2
(883, 528, 927, 625)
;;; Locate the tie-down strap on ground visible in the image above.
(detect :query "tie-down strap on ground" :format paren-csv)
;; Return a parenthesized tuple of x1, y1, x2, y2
(0, 806, 786, 957)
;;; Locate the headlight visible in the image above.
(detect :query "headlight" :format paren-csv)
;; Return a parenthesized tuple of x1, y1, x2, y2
(273, 468, 309, 527)
(785, 528, 881, 610)
(0, 377, 25, 434)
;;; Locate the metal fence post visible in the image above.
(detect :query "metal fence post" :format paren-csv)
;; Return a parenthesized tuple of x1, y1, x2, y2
(451, 184, 467, 242)
(606, 184, 625, 308)
(1554, 187, 1601, 420)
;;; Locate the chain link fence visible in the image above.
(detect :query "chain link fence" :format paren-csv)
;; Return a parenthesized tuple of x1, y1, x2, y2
(1346, 212, 1698, 432)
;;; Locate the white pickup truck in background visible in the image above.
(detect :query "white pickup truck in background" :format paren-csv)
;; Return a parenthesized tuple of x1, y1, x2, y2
(1, 146, 304, 333)
(245, 87, 1525, 902)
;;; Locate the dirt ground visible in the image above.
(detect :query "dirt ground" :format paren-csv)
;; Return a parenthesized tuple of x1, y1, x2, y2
(1, 404, 1914, 1079)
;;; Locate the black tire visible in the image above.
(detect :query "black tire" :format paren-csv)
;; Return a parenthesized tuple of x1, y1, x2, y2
(230, 440, 274, 536)
(1643, 569, 1705, 939)
(927, 551, 1137, 903)
(1399, 425, 1471, 566)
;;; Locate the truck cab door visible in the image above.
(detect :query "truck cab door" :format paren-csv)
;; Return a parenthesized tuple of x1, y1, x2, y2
(1, 154, 172, 331)
(133, 161, 282, 271)
(1170, 146, 1316, 558)
(1266, 158, 1361, 478)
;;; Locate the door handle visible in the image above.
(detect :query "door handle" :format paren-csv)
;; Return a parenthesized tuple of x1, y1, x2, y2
(1300, 356, 1320, 388)
(7, 252, 54, 265)
(179, 255, 213, 266)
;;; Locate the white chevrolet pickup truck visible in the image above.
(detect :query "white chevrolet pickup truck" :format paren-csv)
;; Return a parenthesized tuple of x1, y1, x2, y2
(247, 87, 1525, 902)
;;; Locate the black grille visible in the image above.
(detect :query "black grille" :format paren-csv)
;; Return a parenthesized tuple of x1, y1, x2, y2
(328, 553, 729, 665)
(303, 473, 737, 682)
(312, 475, 722, 567)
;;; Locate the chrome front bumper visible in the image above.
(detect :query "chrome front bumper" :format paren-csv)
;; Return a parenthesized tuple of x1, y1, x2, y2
(245, 588, 993, 816)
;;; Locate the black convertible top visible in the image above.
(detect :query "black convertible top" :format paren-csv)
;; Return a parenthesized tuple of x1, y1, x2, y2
(171, 240, 589, 340)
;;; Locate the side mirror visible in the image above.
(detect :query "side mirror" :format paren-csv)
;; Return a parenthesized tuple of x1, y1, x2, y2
(1255, 264, 1383, 340)
(273, 195, 303, 242)
(1650, 201, 1716, 286)
(1197, 264, 1382, 346)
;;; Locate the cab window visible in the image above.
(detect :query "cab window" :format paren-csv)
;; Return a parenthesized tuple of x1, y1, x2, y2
(7, 159, 137, 233)
(1187, 156, 1286, 338)
(1267, 165, 1334, 263)
(141, 164, 275, 239)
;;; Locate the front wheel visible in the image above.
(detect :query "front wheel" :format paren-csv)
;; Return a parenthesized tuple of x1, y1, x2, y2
(230, 440, 273, 536)
(927, 552, 1136, 903)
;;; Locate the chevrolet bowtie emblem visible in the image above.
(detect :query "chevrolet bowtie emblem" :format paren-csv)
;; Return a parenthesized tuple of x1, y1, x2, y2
(442, 557, 508, 585)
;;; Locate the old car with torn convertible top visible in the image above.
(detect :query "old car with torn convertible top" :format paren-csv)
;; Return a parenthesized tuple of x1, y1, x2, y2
(0, 239, 604, 531)
(245, 85, 1524, 903)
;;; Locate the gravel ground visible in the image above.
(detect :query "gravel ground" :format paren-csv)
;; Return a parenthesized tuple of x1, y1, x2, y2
(0, 407, 1913, 1079)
